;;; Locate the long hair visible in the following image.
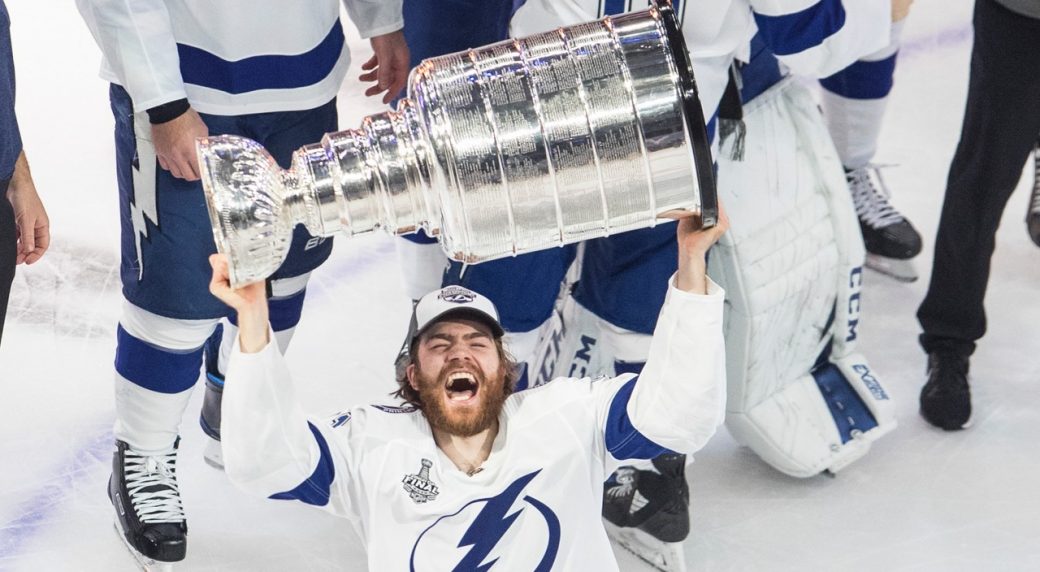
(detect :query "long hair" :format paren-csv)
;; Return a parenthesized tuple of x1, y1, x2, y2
(393, 337, 520, 408)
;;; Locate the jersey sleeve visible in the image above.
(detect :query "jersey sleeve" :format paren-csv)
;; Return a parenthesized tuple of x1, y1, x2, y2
(75, 0, 187, 112)
(221, 330, 364, 521)
(340, 0, 404, 39)
(592, 276, 727, 469)
(750, 0, 891, 78)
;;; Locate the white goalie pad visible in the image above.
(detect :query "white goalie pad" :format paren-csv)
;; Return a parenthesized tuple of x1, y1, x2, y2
(709, 78, 897, 477)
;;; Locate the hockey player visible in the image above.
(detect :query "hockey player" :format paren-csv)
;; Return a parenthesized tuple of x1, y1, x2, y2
(481, 0, 905, 569)
(74, 1, 408, 568)
(820, 19, 923, 281)
(916, 0, 1040, 431)
(208, 209, 729, 571)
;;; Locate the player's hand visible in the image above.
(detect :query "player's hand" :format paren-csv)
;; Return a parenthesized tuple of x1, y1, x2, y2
(209, 254, 271, 353)
(674, 203, 729, 294)
(6, 152, 50, 265)
(151, 108, 209, 181)
(360, 30, 410, 104)
(891, 0, 913, 22)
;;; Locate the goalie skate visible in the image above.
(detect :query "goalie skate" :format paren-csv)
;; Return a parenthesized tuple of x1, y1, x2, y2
(605, 521, 687, 572)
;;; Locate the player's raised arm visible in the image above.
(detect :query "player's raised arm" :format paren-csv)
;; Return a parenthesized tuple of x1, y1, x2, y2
(611, 208, 730, 457)
(207, 255, 358, 517)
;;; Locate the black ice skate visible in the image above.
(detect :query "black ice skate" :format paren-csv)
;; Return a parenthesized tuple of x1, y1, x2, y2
(110, 439, 187, 571)
(1027, 139, 1040, 248)
(602, 454, 689, 572)
(847, 166, 923, 282)
(199, 370, 225, 469)
(200, 330, 225, 469)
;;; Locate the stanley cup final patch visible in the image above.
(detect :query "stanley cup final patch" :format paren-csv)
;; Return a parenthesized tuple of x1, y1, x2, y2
(403, 459, 440, 504)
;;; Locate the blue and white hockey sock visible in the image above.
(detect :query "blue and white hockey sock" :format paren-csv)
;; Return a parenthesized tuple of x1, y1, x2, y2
(114, 301, 220, 452)
(819, 22, 905, 169)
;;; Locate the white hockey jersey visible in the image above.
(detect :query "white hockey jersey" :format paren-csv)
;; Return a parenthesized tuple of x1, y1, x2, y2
(75, 0, 403, 115)
(221, 277, 726, 570)
(511, 0, 892, 129)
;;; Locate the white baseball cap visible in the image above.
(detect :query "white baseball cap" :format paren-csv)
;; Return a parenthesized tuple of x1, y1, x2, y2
(412, 285, 505, 342)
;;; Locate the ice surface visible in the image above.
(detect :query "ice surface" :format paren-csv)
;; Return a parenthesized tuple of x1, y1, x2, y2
(1, 1, 1039, 570)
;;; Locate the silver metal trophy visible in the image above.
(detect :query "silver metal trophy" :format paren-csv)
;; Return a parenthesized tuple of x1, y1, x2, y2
(198, 0, 716, 286)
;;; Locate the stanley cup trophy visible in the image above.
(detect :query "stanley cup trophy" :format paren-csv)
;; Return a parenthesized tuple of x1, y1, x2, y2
(198, 0, 717, 286)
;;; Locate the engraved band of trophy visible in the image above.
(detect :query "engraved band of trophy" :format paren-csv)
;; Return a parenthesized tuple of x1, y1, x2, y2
(197, 0, 716, 286)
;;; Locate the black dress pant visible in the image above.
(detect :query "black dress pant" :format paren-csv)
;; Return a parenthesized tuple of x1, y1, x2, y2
(0, 178, 16, 347)
(917, 0, 1040, 356)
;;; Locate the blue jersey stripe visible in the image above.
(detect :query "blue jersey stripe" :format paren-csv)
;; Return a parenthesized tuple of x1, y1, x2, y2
(269, 422, 336, 506)
(819, 53, 898, 100)
(177, 21, 345, 95)
(753, 0, 846, 57)
(115, 325, 204, 394)
(605, 377, 675, 460)
(812, 363, 878, 443)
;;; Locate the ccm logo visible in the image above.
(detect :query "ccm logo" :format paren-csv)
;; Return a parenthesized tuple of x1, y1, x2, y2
(846, 267, 863, 342)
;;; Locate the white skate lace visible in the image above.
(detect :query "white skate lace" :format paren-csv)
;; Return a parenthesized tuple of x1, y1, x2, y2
(124, 449, 186, 524)
(848, 165, 905, 229)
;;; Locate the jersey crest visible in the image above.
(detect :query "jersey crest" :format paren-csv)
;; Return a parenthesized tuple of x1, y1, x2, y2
(409, 470, 560, 571)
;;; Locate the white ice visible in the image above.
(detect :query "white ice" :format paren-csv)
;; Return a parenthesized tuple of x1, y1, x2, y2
(1, 1, 1039, 570)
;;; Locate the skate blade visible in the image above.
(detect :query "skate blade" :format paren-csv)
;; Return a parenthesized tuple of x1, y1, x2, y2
(605, 521, 687, 572)
(865, 254, 918, 283)
(202, 438, 224, 470)
(113, 516, 175, 572)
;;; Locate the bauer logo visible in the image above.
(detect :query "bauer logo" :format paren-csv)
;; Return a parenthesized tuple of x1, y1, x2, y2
(438, 286, 476, 304)
(410, 470, 560, 571)
(852, 364, 889, 401)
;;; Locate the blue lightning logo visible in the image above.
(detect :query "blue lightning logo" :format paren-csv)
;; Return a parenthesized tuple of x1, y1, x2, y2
(409, 470, 560, 572)
(455, 471, 539, 571)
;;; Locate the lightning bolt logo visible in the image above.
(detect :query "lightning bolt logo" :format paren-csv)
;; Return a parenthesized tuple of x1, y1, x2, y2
(409, 469, 560, 572)
(454, 471, 540, 571)
(129, 129, 160, 281)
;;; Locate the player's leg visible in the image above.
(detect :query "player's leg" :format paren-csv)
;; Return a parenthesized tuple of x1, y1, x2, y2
(0, 178, 15, 347)
(819, 22, 922, 281)
(198, 99, 338, 459)
(916, 0, 1040, 430)
(108, 84, 235, 567)
(573, 224, 690, 572)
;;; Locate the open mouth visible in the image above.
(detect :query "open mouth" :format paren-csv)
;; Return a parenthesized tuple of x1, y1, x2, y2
(445, 371, 479, 402)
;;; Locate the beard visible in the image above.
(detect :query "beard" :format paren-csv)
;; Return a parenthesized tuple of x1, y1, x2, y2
(415, 361, 509, 437)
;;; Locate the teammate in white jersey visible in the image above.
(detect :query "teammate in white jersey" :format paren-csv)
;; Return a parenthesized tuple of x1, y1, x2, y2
(75, 1, 408, 568)
(207, 210, 729, 571)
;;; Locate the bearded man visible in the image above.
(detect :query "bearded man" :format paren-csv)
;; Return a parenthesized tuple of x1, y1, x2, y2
(207, 211, 729, 570)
